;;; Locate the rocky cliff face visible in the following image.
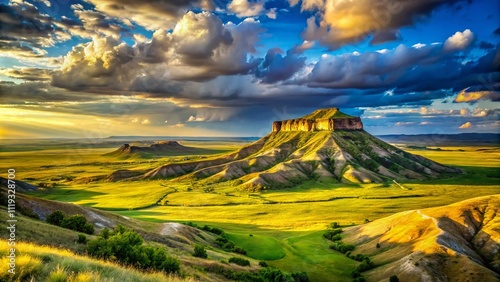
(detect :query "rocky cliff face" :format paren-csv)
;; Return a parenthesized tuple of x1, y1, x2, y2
(272, 117, 363, 132)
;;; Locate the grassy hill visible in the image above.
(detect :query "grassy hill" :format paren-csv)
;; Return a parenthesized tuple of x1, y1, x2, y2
(342, 195, 500, 281)
(0, 240, 193, 282)
(136, 129, 460, 191)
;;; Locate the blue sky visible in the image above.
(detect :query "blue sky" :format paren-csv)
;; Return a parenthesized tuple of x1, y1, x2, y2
(0, 0, 498, 138)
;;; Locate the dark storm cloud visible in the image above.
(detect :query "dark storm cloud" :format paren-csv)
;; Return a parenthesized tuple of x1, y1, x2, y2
(256, 48, 306, 83)
(0, 81, 94, 104)
(303, 35, 497, 96)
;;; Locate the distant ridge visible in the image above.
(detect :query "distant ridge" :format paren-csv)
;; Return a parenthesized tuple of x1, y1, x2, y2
(104, 141, 211, 159)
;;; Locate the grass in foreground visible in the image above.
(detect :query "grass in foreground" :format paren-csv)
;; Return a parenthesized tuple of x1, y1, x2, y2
(0, 240, 193, 282)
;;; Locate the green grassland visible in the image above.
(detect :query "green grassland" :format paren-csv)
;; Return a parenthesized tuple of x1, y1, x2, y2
(1, 140, 499, 281)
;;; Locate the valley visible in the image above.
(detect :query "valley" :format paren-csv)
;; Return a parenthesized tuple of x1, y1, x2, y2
(1, 130, 499, 281)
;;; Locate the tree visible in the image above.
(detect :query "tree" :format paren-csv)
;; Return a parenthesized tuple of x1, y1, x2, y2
(193, 244, 207, 258)
(46, 210, 65, 226)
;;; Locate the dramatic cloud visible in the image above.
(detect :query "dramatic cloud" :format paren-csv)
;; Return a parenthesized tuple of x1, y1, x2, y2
(301, 0, 466, 49)
(60, 4, 130, 39)
(302, 33, 496, 95)
(52, 36, 135, 91)
(52, 12, 263, 93)
(1, 0, 498, 137)
(87, 0, 213, 30)
(443, 29, 474, 52)
(0, 2, 69, 58)
(256, 48, 306, 83)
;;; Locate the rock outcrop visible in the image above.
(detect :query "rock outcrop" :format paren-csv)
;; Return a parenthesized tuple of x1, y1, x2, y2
(272, 108, 363, 132)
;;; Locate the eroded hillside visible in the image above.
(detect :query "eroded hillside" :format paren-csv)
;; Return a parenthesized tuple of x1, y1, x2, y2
(342, 195, 500, 282)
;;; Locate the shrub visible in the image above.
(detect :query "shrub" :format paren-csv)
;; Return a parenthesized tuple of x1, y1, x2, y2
(101, 228, 110, 239)
(77, 234, 87, 244)
(87, 225, 180, 273)
(222, 241, 235, 251)
(46, 210, 65, 226)
(323, 228, 343, 240)
(202, 225, 225, 235)
(61, 214, 94, 235)
(356, 259, 375, 272)
(233, 247, 247, 255)
(389, 275, 400, 282)
(259, 261, 268, 267)
(292, 271, 309, 282)
(228, 257, 250, 266)
(193, 244, 207, 258)
(215, 236, 228, 246)
(329, 242, 355, 253)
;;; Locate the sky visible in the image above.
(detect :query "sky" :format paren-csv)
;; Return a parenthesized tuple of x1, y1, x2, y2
(0, 0, 499, 139)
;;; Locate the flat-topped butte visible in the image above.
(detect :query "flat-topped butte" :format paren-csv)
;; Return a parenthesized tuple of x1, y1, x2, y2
(272, 108, 363, 132)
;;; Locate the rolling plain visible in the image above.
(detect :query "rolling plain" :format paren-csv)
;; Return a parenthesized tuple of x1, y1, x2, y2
(1, 134, 499, 281)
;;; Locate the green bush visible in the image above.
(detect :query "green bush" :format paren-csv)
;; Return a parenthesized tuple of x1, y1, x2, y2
(356, 259, 375, 272)
(101, 227, 110, 239)
(259, 261, 268, 267)
(46, 210, 65, 226)
(60, 214, 94, 234)
(329, 242, 355, 253)
(193, 244, 207, 258)
(233, 247, 247, 255)
(292, 271, 309, 282)
(204, 264, 307, 282)
(87, 225, 180, 273)
(228, 257, 250, 266)
(323, 228, 343, 240)
(202, 225, 224, 235)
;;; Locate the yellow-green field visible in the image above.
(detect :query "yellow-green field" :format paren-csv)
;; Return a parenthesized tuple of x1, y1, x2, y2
(1, 141, 499, 281)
